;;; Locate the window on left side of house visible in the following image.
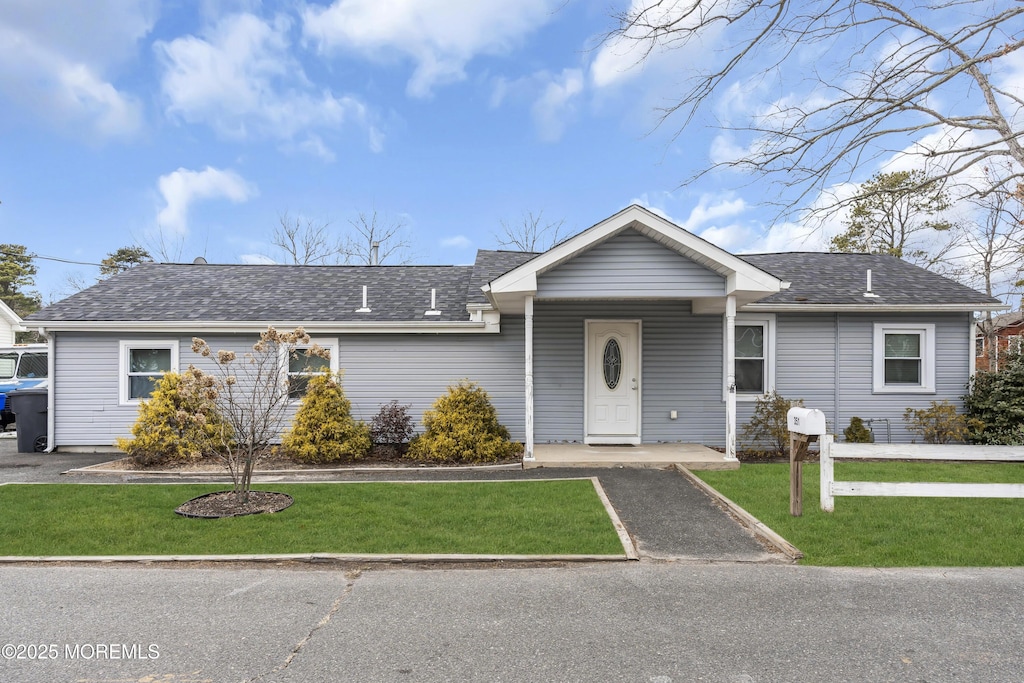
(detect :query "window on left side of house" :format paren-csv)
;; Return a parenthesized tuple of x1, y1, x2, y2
(122, 343, 178, 402)
(287, 348, 332, 399)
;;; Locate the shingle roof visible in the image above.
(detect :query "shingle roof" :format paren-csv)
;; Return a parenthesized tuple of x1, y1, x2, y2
(740, 253, 1001, 306)
(467, 250, 540, 305)
(28, 263, 475, 322)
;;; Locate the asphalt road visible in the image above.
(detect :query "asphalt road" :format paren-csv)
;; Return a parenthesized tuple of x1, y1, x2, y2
(0, 563, 1021, 682)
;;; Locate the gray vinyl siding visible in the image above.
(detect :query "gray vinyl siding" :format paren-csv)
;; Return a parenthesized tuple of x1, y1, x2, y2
(52, 326, 526, 447)
(537, 229, 725, 299)
(533, 301, 725, 444)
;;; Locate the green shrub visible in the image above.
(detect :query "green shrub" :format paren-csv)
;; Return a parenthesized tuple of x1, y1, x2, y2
(406, 380, 521, 463)
(282, 374, 371, 463)
(903, 400, 972, 444)
(964, 352, 1024, 444)
(115, 367, 231, 467)
(740, 390, 803, 457)
(843, 416, 872, 443)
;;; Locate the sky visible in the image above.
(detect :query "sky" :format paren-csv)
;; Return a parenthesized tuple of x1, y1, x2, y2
(1, 0, 1021, 306)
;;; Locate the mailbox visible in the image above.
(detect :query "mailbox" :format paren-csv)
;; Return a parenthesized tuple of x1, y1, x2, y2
(787, 407, 827, 436)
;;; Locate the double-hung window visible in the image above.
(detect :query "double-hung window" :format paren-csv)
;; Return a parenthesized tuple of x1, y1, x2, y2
(283, 338, 339, 399)
(727, 315, 775, 399)
(120, 341, 179, 404)
(873, 324, 935, 393)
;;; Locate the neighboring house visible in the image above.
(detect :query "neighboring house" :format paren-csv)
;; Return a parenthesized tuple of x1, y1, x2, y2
(0, 300, 22, 346)
(975, 310, 1024, 372)
(25, 205, 1004, 457)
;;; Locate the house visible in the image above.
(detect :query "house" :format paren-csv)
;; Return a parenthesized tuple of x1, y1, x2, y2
(0, 300, 22, 346)
(24, 205, 1004, 460)
(975, 310, 1024, 372)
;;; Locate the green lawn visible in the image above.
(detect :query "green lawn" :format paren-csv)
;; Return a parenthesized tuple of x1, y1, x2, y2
(697, 461, 1024, 567)
(0, 481, 625, 557)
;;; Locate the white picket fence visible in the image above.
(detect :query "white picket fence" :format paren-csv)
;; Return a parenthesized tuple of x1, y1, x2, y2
(819, 434, 1024, 512)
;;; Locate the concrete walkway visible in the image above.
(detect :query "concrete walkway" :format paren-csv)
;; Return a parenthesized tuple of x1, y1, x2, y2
(529, 442, 739, 470)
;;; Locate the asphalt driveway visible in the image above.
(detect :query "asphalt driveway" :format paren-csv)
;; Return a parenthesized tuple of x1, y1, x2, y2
(0, 433, 779, 562)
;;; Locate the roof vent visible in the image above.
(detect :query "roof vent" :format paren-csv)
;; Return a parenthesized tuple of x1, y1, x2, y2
(425, 288, 441, 316)
(370, 241, 379, 266)
(863, 269, 880, 298)
(193, 256, 208, 265)
(356, 285, 371, 313)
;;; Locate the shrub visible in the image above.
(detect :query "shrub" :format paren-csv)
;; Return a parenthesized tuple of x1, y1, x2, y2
(115, 367, 231, 467)
(964, 352, 1024, 444)
(406, 380, 521, 463)
(282, 374, 371, 463)
(903, 400, 971, 444)
(843, 416, 872, 443)
(369, 401, 414, 458)
(740, 390, 803, 457)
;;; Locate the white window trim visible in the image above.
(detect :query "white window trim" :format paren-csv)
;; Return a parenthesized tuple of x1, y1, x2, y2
(119, 340, 179, 406)
(873, 323, 935, 394)
(723, 314, 776, 402)
(281, 337, 340, 400)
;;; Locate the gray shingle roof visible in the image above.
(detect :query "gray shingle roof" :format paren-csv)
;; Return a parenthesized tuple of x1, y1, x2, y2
(740, 253, 1000, 306)
(467, 250, 540, 305)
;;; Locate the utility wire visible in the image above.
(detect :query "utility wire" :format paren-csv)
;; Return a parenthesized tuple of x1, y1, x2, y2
(0, 247, 105, 268)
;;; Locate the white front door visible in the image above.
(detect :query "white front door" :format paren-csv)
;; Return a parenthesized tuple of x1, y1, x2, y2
(585, 320, 641, 445)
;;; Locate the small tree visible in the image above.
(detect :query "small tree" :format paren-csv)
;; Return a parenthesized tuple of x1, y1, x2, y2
(964, 352, 1024, 444)
(191, 327, 327, 504)
(282, 373, 371, 462)
(369, 400, 415, 458)
(407, 381, 520, 463)
(903, 401, 970, 444)
(740, 390, 803, 457)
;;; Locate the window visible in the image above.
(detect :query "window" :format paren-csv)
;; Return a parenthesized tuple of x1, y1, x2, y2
(17, 353, 47, 379)
(725, 315, 775, 400)
(283, 338, 339, 399)
(0, 352, 16, 380)
(119, 341, 178, 404)
(873, 324, 934, 393)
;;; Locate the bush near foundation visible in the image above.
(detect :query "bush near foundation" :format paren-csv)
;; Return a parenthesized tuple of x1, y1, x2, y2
(282, 374, 371, 462)
(843, 416, 872, 443)
(740, 390, 803, 458)
(904, 400, 974, 444)
(964, 352, 1024, 445)
(115, 368, 231, 467)
(406, 381, 520, 463)
(370, 401, 415, 458)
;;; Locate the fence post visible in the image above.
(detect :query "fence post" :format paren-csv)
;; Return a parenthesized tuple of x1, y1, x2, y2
(820, 433, 834, 512)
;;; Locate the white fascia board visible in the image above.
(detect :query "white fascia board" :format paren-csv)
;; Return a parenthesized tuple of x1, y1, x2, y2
(742, 303, 1009, 313)
(30, 320, 497, 334)
(0, 299, 22, 327)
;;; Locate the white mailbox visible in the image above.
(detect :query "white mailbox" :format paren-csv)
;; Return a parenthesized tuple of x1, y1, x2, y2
(787, 407, 827, 436)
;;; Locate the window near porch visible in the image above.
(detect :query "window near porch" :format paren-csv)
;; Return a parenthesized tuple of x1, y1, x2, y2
(735, 324, 765, 393)
(872, 324, 935, 393)
(120, 341, 178, 403)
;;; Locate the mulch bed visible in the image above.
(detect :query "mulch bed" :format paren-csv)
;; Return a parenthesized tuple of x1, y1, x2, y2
(175, 490, 294, 519)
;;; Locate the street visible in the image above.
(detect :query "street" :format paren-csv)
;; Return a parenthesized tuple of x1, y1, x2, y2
(1, 562, 1021, 682)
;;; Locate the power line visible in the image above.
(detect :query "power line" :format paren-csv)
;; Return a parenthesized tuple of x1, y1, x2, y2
(0, 248, 105, 268)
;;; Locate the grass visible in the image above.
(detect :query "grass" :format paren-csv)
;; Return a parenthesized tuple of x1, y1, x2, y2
(0, 481, 625, 557)
(697, 461, 1024, 567)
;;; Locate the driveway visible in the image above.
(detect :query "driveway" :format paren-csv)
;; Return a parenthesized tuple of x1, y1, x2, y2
(0, 434, 779, 562)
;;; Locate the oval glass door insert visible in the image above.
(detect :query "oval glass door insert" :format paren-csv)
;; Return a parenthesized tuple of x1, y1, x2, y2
(602, 338, 622, 390)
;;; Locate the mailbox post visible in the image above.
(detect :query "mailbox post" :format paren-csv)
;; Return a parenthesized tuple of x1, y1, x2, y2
(787, 407, 827, 516)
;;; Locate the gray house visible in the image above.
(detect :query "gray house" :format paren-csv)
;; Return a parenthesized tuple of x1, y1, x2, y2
(25, 205, 1003, 463)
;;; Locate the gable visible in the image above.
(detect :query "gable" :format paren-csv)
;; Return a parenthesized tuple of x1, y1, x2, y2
(536, 229, 725, 299)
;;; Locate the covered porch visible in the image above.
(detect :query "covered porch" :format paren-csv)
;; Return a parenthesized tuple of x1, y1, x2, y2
(527, 443, 739, 470)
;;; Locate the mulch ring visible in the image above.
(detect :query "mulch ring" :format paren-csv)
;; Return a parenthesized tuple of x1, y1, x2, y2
(175, 490, 294, 519)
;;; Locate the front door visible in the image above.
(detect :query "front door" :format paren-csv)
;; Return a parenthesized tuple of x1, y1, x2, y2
(585, 320, 641, 445)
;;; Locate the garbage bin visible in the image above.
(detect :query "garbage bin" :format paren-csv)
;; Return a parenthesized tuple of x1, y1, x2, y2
(9, 387, 48, 453)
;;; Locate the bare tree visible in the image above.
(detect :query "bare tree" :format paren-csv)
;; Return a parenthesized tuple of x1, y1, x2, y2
(608, 1, 1024, 213)
(344, 211, 413, 265)
(272, 213, 345, 265)
(494, 210, 568, 252)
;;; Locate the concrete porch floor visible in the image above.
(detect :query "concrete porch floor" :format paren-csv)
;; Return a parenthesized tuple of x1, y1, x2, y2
(525, 443, 739, 470)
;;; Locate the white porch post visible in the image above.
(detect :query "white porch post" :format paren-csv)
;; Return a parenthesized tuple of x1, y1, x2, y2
(725, 295, 738, 461)
(524, 294, 535, 462)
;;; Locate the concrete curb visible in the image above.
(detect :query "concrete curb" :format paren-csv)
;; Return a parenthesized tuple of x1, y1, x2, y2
(589, 477, 639, 560)
(66, 461, 523, 477)
(676, 465, 804, 562)
(0, 553, 627, 565)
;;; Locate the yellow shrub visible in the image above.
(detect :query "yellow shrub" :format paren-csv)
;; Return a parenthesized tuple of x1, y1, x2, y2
(282, 374, 371, 462)
(115, 367, 231, 467)
(406, 380, 521, 463)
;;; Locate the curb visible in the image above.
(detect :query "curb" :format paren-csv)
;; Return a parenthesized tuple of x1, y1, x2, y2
(0, 553, 628, 565)
(66, 462, 523, 477)
(676, 465, 804, 561)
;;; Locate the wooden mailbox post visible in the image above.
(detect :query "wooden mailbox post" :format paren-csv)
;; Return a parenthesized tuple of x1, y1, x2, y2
(787, 407, 827, 517)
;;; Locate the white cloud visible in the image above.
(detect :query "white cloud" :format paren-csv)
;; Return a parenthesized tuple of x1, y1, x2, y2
(532, 69, 584, 142)
(156, 166, 257, 235)
(239, 253, 277, 265)
(441, 235, 472, 249)
(302, 0, 562, 98)
(0, 0, 154, 139)
(156, 12, 377, 154)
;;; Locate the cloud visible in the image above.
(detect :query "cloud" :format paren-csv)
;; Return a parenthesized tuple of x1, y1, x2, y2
(239, 253, 277, 265)
(302, 0, 562, 98)
(532, 69, 584, 142)
(440, 235, 472, 249)
(156, 166, 257, 235)
(155, 12, 377, 154)
(0, 0, 154, 139)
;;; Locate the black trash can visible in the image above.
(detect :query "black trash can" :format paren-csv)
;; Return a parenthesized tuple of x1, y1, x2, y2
(9, 387, 48, 453)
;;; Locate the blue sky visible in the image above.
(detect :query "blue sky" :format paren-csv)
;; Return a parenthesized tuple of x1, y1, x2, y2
(1, 1, 1020, 305)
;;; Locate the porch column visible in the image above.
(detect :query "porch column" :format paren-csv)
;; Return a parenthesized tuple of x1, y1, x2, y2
(725, 295, 738, 461)
(524, 294, 535, 462)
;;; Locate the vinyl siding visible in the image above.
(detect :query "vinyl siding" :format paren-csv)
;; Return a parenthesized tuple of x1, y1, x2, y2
(537, 229, 725, 299)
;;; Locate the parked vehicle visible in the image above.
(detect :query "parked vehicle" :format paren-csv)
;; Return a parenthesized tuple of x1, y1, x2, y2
(0, 345, 48, 431)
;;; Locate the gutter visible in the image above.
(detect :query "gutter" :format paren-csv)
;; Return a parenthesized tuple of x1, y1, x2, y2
(24, 320, 496, 334)
(743, 303, 1007, 313)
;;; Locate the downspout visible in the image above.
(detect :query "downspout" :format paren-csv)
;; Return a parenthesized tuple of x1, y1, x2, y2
(42, 328, 55, 453)
(969, 315, 977, 377)
(834, 313, 841, 436)
(524, 295, 535, 462)
(725, 295, 737, 461)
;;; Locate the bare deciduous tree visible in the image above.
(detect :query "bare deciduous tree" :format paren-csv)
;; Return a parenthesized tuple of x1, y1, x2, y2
(272, 213, 345, 265)
(344, 211, 413, 265)
(494, 210, 568, 252)
(608, 1, 1024, 212)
